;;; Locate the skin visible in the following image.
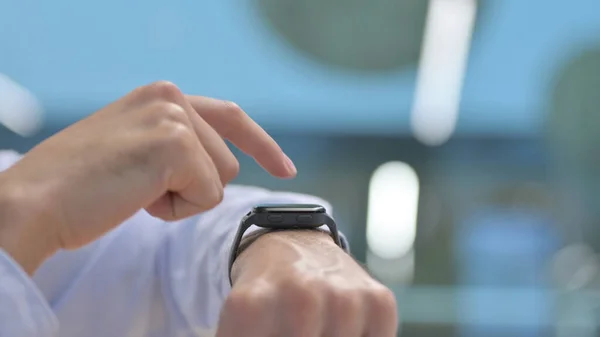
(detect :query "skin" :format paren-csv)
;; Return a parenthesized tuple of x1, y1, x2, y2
(0, 81, 398, 337)
(227, 230, 399, 337)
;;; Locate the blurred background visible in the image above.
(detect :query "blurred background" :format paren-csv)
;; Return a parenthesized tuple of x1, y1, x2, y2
(1, 0, 600, 335)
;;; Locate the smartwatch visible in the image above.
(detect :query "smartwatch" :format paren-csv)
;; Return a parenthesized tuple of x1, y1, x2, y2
(228, 204, 346, 284)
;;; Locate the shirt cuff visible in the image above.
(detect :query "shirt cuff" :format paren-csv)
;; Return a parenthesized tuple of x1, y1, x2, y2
(0, 249, 58, 337)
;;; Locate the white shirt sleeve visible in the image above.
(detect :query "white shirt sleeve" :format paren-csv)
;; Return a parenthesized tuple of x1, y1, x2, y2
(0, 250, 58, 337)
(0, 150, 346, 337)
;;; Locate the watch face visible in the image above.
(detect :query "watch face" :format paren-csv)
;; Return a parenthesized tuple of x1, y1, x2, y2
(253, 204, 326, 213)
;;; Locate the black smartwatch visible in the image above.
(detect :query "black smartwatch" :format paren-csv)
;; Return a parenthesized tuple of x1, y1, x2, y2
(228, 204, 346, 284)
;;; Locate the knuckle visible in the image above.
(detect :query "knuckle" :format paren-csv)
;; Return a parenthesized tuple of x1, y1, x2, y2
(278, 276, 310, 294)
(138, 107, 194, 186)
(368, 285, 398, 314)
(222, 101, 245, 125)
(154, 119, 194, 154)
(146, 80, 184, 103)
(223, 101, 243, 115)
(210, 101, 246, 137)
(281, 280, 321, 311)
(224, 287, 271, 320)
(219, 157, 240, 184)
(277, 280, 322, 332)
(332, 289, 361, 314)
(151, 101, 188, 124)
(323, 287, 361, 323)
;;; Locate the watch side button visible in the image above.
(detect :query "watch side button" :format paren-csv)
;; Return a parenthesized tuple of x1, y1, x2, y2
(296, 215, 312, 223)
(268, 214, 284, 223)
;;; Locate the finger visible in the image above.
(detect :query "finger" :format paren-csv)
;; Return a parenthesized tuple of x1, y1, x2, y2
(186, 95, 296, 179)
(146, 133, 223, 220)
(172, 96, 240, 185)
(216, 283, 277, 337)
(365, 286, 399, 337)
(186, 113, 240, 185)
(129, 82, 224, 219)
(148, 86, 239, 185)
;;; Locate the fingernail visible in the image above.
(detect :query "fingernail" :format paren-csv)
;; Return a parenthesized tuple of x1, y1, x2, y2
(284, 154, 297, 176)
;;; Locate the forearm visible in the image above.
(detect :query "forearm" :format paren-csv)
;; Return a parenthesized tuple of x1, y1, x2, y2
(0, 178, 58, 275)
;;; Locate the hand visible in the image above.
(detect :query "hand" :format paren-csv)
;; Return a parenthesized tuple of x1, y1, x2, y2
(0, 81, 296, 273)
(218, 231, 398, 337)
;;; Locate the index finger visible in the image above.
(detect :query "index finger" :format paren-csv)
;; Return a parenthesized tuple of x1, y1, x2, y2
(186, 95, 296, 179)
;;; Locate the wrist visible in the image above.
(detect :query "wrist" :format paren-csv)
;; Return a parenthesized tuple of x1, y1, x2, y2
(0, 176, 59, 274)
(231, 229, 335, 284)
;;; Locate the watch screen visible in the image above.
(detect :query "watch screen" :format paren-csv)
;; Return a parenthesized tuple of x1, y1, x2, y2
(253, 204, 326, 213)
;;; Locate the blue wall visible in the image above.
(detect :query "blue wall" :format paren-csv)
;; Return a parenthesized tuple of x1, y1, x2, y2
(1, 0, 599, 135)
